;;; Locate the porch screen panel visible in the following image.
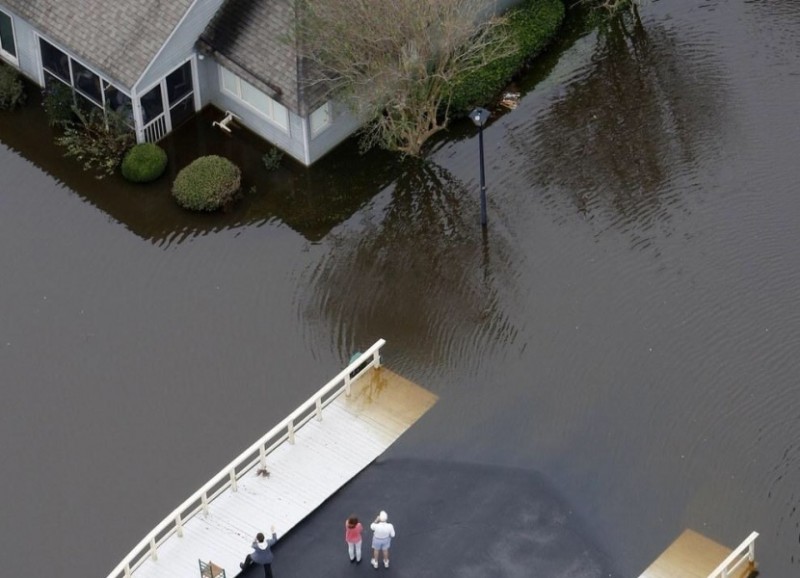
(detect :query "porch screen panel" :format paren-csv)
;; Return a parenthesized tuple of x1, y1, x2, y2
(72, 60, 102, 104)
(0, 11, 16, 58)
(105, 84, 133, 126)
(74, 90, 100, 114)
(166, 61, 192, 104)
(40, 39, 69, 82)
(140, 84, 164, 124)
(105, 85, 132, 113)
(169, 96, 194, 130)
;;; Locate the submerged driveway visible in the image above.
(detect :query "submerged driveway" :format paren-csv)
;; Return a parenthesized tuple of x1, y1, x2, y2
(254, 459, 610, 578)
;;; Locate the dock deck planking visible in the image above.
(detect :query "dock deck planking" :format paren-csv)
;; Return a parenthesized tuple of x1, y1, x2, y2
(127, 367, 436, 578)
(637, 529, 752, 578)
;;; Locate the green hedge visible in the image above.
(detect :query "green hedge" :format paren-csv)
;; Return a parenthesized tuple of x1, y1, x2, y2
(172, 155, 241, 211)
(121, 143, 168, 183)
(0, 62, 26, 110)
(449, 0, 565, 114)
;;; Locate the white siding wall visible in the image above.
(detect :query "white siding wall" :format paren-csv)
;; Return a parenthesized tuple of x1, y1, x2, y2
(195, 54, 216, 107)
(1, 12, 42, 84)
(200, 59, 308, 164)
(307, 103, 361, 165)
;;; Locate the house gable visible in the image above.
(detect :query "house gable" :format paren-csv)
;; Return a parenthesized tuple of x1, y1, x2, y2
(135, 0, 230, 93)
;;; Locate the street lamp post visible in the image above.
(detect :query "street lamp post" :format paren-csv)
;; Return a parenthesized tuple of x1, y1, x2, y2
(470, 107, 491, 228)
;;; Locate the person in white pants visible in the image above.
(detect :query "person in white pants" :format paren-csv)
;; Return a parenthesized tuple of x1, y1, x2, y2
(345, 516, 363, 564)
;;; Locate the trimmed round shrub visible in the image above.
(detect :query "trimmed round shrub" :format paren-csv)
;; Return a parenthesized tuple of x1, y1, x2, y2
(172, 155, 241, 211)
(121, 143, 168, 183)
(0, 63, 26, 110)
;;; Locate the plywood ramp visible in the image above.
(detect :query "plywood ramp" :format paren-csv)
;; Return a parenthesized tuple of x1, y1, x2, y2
(129, 367, 436, 578)
(638, 529, 753, 578)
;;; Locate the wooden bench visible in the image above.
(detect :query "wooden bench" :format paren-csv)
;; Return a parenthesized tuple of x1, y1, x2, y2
(198, 559, 226, 578)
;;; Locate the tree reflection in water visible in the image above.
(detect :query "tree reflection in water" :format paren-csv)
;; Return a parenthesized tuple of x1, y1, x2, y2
(301, 158, 519, 371)
(513, 11, 727, 241)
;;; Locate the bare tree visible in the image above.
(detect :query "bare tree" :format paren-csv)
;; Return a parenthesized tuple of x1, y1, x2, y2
(296, 0, 516, 156)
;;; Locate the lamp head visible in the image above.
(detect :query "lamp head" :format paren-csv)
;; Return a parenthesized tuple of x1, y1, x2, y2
(470, 107, 490, 127)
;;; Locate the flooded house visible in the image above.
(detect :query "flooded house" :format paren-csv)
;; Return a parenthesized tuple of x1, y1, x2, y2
(0, 0, 360, 165)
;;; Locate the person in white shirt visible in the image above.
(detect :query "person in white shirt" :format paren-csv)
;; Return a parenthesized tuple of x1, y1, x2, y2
(370, 510, 396, 569)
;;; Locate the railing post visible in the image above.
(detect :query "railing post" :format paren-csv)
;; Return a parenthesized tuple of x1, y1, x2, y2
(175, 512, 184, 537)
(288, 421, 295, 444)
(230, 468, 238, 492)
(260, 444, 267, 469)
(315, 397, 323, 421)
(748, 539, 756, 561)
(124, 564, 132, 578)
(149, 537, 158, 561)
(372, 348, 382, 368)
(345, 373, 352, 396)
(201, 492, 209, 515)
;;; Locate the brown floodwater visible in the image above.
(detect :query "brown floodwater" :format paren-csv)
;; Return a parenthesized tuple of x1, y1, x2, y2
(1, 1, 799, 576)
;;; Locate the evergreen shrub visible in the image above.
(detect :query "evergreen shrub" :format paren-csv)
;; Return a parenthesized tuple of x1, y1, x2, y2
(449, 0, 566, 114)
(172, 155, 241, 211)
(121, 143, 168, 183)
(0, 62, 26, 109)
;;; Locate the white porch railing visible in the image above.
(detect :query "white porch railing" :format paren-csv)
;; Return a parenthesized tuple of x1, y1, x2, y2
(105, 339, 386, 578)
(706, 531, 759, 578)
(143, 115, 167, 142)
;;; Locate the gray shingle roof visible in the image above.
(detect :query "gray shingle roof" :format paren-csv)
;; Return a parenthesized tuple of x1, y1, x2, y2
(199, 0, 327, 115)
(0, 0, 194, 88)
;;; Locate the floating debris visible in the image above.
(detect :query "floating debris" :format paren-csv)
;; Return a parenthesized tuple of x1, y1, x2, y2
(500, 92, 521, 110)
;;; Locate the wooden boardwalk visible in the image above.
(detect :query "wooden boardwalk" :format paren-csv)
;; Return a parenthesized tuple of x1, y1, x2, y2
(638, 529, 757, 578)
(106, 342, 436, 578)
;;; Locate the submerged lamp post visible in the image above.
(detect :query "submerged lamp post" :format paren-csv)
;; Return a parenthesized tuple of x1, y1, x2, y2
(470, 107, 491, 228)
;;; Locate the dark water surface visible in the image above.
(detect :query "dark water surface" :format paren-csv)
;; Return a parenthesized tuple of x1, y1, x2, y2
(2, 1, 799, 576)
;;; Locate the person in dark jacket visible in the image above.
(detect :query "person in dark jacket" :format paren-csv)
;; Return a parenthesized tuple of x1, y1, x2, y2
(240, 526, 278, 577)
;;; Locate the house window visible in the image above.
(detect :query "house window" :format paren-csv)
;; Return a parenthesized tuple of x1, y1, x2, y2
(310, 103, 331, 136)
(220, 67, 288, 131)
(0, 10, 17, 64)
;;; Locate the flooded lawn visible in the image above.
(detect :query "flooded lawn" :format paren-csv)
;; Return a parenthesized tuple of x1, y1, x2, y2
(0, 89, 400, 244)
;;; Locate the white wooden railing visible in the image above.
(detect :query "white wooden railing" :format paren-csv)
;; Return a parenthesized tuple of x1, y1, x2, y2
(706, 531, 759, 578)
(105, 339, 386, 578)
(143, 115, 167, 142)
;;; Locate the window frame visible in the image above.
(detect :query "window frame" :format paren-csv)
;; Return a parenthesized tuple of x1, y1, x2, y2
(219, 67, 289, 132)
(0, 9, 17, 65)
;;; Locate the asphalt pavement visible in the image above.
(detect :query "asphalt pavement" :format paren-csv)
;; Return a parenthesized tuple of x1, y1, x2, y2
(235, 457, 612, 578)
